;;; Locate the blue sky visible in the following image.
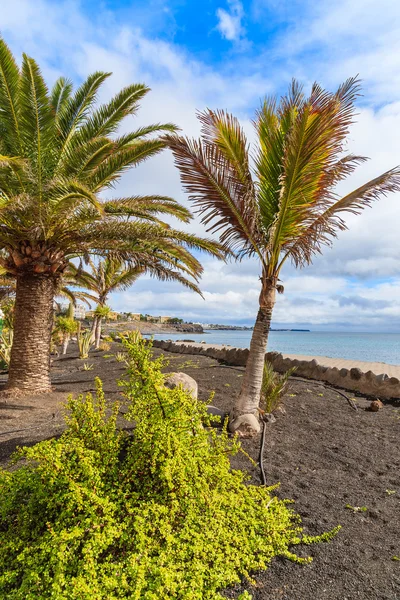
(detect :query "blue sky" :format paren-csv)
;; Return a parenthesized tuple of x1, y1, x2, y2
(1, 0, 400, 330)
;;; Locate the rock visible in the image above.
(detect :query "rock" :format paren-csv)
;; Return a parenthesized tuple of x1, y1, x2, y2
(228, 413, 261, 437)
(274, 405, 287, 416)
(264, 412, 277, 423)
(206, 405, 228, 427)
(164, 372, 198, 399)
(369, 399, 383, 412)
(376, 373, 388, 383)
(350, 368, 363, 380)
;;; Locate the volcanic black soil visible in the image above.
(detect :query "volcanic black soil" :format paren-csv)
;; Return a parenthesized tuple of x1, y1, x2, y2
(0, 343, 399, 600)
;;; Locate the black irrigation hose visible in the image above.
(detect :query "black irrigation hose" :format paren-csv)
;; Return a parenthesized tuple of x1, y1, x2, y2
(258, 419, 267, 485)
(257, 377, 359, 484)
(332, 388, 358, 411)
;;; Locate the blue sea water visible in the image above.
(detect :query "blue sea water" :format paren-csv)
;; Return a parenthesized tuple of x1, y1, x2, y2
(148, 330, 400, 365)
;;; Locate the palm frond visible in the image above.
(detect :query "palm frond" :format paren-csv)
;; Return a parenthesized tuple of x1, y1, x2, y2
(59, 137, 115, 179)
(281, 166, 400, 267)
(46, 180, 104, 232)
(254, 98, 286, 234)
(0, 37, 21, 153)
(266, 78, 362, 270)
(50, 77, 73, 118)
(72, 83, 150, 143)
(103, 195, 192, 223)
(56, 71, 110, 156)
(198, 109, 252, 186)
(19, 54, 54, 197)
(87, 140, 167, 191)
(165, 133, 263, 261)
(115, 123, 179, 146)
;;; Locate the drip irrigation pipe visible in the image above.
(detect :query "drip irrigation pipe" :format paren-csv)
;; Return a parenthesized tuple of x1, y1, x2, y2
(258, 419, 267, 485)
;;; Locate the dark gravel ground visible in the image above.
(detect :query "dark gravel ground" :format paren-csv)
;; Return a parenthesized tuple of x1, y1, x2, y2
(1, 343, 399, 599)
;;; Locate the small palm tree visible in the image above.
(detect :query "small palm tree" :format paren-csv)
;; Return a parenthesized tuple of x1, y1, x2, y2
(69, 247, 212, 348)
(55, 303, 78, 355)
(0, 39, 226, 393)
(68, 257, 143, 348)
(93, 305, 112, 349)
(166, 78, 400, 435)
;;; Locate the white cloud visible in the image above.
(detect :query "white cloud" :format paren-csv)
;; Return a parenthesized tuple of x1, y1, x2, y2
(216, 1, 244, 41)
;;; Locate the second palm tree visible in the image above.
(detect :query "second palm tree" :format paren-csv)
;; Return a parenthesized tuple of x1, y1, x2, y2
(166, 79, 400, 435)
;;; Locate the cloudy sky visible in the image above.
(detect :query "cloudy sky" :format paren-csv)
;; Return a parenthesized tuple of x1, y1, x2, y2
(1, 0, 400, 331)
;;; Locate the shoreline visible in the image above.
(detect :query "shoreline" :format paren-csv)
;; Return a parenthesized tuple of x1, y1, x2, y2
(150, 338, 400, 370)
(152, 340, 400, 399)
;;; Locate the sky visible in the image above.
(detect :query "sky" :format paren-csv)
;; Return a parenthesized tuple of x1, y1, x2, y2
(1, 0, 400, 331)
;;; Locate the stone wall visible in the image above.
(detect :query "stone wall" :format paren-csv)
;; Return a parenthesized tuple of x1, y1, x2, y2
(153, 340, 400, 399)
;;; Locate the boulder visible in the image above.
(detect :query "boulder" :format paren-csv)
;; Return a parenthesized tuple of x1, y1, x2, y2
(164, 372, 198, 399)
(228, 413, 261, 437)
(350, 367, 363, 380)
(206, 405, 229, 427)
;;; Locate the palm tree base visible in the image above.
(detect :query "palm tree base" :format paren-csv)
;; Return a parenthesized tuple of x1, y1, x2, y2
(0, 386, 53, 398)
(228, 412, 261, 437)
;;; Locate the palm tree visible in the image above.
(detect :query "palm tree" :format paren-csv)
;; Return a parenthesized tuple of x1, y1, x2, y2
(68, 258, 141, 348)
(0, 39, 226, 393)
(68, 240, 218, 348)
(55, 302, 77, 355)
(166, 78, 400, 435)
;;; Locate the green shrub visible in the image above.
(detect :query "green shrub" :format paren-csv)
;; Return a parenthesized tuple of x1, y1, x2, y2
(0, 336, 339, 599)
(55, 316, 77, 334)
(77, 326, 93, 359)
(0, 328, 13, 367)
(98, 340, 111, 352)
(261, 361, 296, 413)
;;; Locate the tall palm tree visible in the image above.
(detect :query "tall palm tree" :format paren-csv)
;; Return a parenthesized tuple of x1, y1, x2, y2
(166, 78, 400, 435)
(0, 39, 226, 393)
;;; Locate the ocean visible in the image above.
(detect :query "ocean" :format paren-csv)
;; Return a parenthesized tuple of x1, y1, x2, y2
(147, 330, 400, 365)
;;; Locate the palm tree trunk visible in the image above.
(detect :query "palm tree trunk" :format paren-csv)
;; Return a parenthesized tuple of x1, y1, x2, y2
(61, 334, 70, 355)
(95, 316, 103, 349)
(90, 316, 98, 343)
(230, 279, 276, 436)
(7, 274, 56, 393)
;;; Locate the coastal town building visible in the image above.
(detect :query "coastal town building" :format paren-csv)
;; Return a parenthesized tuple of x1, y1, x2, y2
(58, 303, 86, 320)
(143, 315, 172, 324)
(73, 305, 86, 320)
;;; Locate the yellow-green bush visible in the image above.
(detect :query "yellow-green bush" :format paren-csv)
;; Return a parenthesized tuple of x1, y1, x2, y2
(0, 336, 339, 599)
(98, 340, 111, 352)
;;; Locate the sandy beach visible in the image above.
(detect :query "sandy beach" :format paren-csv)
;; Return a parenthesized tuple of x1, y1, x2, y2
(282, 353, 400, 378)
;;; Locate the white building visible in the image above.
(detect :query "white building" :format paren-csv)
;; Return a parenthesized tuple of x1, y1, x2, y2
(74, 305, 86, 320)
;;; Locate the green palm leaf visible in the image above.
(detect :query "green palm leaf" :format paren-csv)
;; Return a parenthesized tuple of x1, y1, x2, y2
(19, 54, 54, 198)
(0, 38, 21, 153)
(103, 195, 192, 223)
(50, 77, 73, 118)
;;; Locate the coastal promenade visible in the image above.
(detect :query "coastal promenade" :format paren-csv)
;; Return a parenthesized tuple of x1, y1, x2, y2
(282, 354, 400, 378)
